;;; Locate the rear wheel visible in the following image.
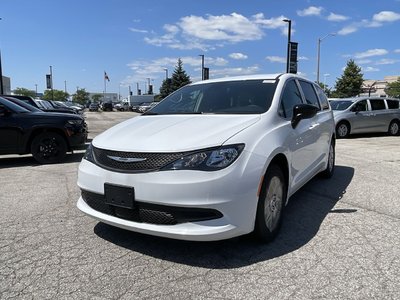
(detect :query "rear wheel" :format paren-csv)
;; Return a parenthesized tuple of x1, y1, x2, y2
(254, 165, 286, 243)
(31, 132, 67, 164)
(388, 120, 400, 136)
(320, 140, 335, 178)
(336, 122, 350, 138)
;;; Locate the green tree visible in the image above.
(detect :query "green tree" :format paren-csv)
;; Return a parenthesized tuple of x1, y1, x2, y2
(72, 88, 90, 105)
(91, 94, 102, 103)
(332, 60, 364, 98)
(42, 89, 69, 101)
(13, 87, 36, 98)
(159, 79, 173, 99)
(385, 77, 400, 98)
(170, 58, 192, 93)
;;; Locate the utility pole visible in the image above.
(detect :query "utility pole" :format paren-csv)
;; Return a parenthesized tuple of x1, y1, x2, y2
(199, 54, 205, 80)
(283, 19, 291, 73)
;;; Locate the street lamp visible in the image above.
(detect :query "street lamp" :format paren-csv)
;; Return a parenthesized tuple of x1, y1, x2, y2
(163, 68, 168, 80)
(316, 33, 336, 84)
(0, 17, 4, 94)
(199, 54, 205, 80)
(283, 19, 291, 73)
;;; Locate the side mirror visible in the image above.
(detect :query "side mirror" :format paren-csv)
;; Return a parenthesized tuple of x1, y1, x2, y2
(291, 104, 318, 128)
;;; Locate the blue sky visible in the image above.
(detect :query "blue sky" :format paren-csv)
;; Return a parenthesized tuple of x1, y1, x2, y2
(1, 0, 400, 98)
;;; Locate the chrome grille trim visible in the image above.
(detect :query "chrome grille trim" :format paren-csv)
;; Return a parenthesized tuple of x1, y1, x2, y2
(92, 146, 184, 173)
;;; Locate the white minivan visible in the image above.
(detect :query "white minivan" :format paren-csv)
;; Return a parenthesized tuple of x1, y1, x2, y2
(77, 73, 336, 242)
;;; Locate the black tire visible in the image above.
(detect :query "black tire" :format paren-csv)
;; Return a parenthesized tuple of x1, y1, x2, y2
(253, 164, 287, 243)
(388, 120, 400, 136)
(31, 132, 67, 164)
(320, 140, 335, 178)
(336, 122, 350, 138)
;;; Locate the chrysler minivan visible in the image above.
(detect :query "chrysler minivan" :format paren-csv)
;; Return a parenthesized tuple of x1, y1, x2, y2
(77, 73, 335, 242)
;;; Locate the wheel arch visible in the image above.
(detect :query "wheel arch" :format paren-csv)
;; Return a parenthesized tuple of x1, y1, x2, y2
(25, 128, 70, 153)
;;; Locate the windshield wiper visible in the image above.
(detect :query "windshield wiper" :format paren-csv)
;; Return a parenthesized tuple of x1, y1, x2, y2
(142, 111, 159, 115)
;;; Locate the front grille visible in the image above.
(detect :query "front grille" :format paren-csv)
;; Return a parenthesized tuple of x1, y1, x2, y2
(92, 146, 184, 173)
(81, 190, 223, 225)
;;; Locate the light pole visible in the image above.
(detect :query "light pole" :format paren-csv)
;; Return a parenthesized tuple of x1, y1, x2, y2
(323, 73, 330, 86)
(283, 19, 291, 73)
(163, 68, 168, 80)
(316, 33, 336, 84)
(0, 17, 4, 94)
(199, 54, 205, 80)
(35, 84, 38, 97)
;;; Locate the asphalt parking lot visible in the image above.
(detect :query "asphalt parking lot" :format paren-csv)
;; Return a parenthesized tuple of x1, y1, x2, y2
(1, 111, 399, 299)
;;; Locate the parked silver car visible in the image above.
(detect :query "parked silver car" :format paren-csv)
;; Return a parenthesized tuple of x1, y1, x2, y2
(330, 97, 400, 138)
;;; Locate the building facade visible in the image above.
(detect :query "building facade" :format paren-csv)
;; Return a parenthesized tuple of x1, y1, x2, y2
(361, 75, 400, 97)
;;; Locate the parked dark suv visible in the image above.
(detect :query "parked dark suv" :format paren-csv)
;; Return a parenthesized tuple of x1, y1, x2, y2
(0, 96, 87, 163)
(1, 95, 79, 115)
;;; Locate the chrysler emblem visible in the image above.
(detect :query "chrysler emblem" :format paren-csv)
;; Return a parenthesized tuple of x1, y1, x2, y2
(107, 155, 147, 163)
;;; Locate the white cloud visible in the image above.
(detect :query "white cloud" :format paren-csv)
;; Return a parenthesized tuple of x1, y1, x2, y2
(355, 59, 372, 65)
(265, 56, 286, 63)
(373, 11, 400, 22)
(178, 13, 263, 43)
(327, 13, 349, 22)
(338, 25, 359, 35)
(395, 49, 400, 53)
(297, 6, 323, 17)
(210, 66, 260, 78)
(129, 28, 148, 33)
(362, 66, 380, 72)
(298, 56, 309, 61)
(143, 13, 294, 50)
(354, 49, 388, 59)
(229, 53, 248, 60)
(375, 58, 399, 65)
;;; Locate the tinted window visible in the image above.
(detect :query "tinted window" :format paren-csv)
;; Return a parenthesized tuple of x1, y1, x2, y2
(0, 97, 31, 113)
(149, 80, 277, 115)
(353, 100, 368, 112)
(279, 80, 303, 119)
(299, 81, 321, 109)
(370, 99, 385, 110)
(315, 86, 330, 110)
(387, 100, 400, 109)
(330, 101, 353, 110)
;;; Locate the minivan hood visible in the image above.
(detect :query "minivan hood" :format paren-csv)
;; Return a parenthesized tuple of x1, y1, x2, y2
(93, 114, 260, 152)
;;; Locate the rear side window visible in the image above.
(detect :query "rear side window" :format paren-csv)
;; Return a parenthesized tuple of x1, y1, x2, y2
(299, 81, 321, 110)
(370, 99, 385, 110)
(315, 86, 330, 110)
(387, 100, 400, 109)
(279, 80, 303, 119)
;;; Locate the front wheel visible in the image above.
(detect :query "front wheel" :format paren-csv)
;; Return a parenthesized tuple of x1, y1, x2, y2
(388, 120, 400, 136)
(253, 165, 287, 243)
(336, 122, 350, 138)
(31, 132, 67, 164)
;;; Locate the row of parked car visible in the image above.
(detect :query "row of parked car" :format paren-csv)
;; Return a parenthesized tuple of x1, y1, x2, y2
(0, 95, 87, 163)
(88, 101, 159, 113)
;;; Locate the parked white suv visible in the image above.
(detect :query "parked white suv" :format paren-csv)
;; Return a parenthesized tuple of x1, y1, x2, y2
(77, 73, 336, 242)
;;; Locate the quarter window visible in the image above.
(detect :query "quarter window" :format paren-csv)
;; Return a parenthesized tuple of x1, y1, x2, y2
(299, 81, 321, 110)
(387, 100, 400, 109)
(279, 80, 303, 119)
(370, 99, 385, 110)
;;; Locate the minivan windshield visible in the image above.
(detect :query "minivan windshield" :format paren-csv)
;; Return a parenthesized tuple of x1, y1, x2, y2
(146, 80, 278, 115)
(329, 100, 353, 111)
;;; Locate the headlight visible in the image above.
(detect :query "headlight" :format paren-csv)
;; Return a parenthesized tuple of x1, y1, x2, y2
(67, 119, 83, 125)
(83, 143, 95, 163)
(162, 144, 244, 171)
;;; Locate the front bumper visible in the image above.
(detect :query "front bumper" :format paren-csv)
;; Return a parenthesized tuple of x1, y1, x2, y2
(76, 152, 264, 241)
